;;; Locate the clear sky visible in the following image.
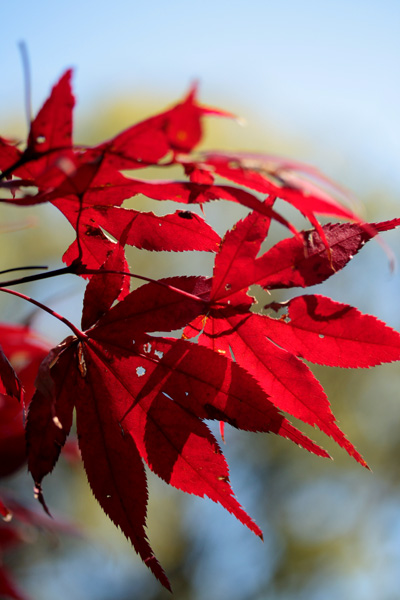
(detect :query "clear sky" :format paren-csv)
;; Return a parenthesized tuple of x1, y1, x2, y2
(1, 0, 399, 194)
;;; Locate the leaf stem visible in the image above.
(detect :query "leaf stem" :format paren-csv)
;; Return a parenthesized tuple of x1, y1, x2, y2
(0, 287, 86, 339)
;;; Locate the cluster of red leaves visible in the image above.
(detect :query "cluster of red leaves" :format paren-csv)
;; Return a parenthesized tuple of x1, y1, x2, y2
(1, 70, 400, 593)
(0, 325, 80, 600)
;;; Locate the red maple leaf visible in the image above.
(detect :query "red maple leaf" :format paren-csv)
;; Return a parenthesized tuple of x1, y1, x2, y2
(1, 70, 75, 197)
(2, 68, 400, 594)
(91, 83, 235, 169)
(26, 326, 328, 589)
(0, 325, 52, 479)
(183, 213, 400, 468)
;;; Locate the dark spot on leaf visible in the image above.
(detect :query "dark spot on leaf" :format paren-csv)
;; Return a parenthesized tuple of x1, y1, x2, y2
(85, 225, 102, 237)
(178, 211, 193, 220)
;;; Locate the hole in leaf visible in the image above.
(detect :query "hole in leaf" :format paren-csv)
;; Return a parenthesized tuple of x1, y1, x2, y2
(136, 366, 146, 377)
(52, 416, 62, 429)
(36, 135, 46, 144)
(2, 512, 12, 523)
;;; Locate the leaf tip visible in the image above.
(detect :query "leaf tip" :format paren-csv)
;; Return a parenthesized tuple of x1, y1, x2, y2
(235, 116, 247, 127)
(361, 459, 371, 471)
(219, 420, 226, 443)
(33, 483, 52, 518)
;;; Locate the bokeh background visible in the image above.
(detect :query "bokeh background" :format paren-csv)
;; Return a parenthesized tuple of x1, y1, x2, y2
(1, 1, 400, 599)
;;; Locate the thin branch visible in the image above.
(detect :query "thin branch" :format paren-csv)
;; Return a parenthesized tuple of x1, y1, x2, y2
(18, 41, 32, 129)
(0, 156, 29, 182)
(0, 287, 86, 339)
(0, 265, 48, 276)
(23, 283, 84, 327)
(0, 265, 76, 287)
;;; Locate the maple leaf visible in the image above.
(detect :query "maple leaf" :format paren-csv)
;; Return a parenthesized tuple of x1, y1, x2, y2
(162, 83, 236, 155)
(208, 217, 400, 300)
(183, 213, 400, 468)
(264, 294, 400, 368)
(0, 346, 22, 404)
(0, 325, 52, 478)
(27, 300, 329, 589)
(24, 69, 75, 172)
(26, 342, 75, 505)
(56, 201, 220, 267)
(0, 71, 75, 196)
(197, 151, 361, 224)
(91, 84, 235, 170)
(91, 206, 221, 253)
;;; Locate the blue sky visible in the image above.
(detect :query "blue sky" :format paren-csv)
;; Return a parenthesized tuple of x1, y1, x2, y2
(1, 0, 399, 195)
